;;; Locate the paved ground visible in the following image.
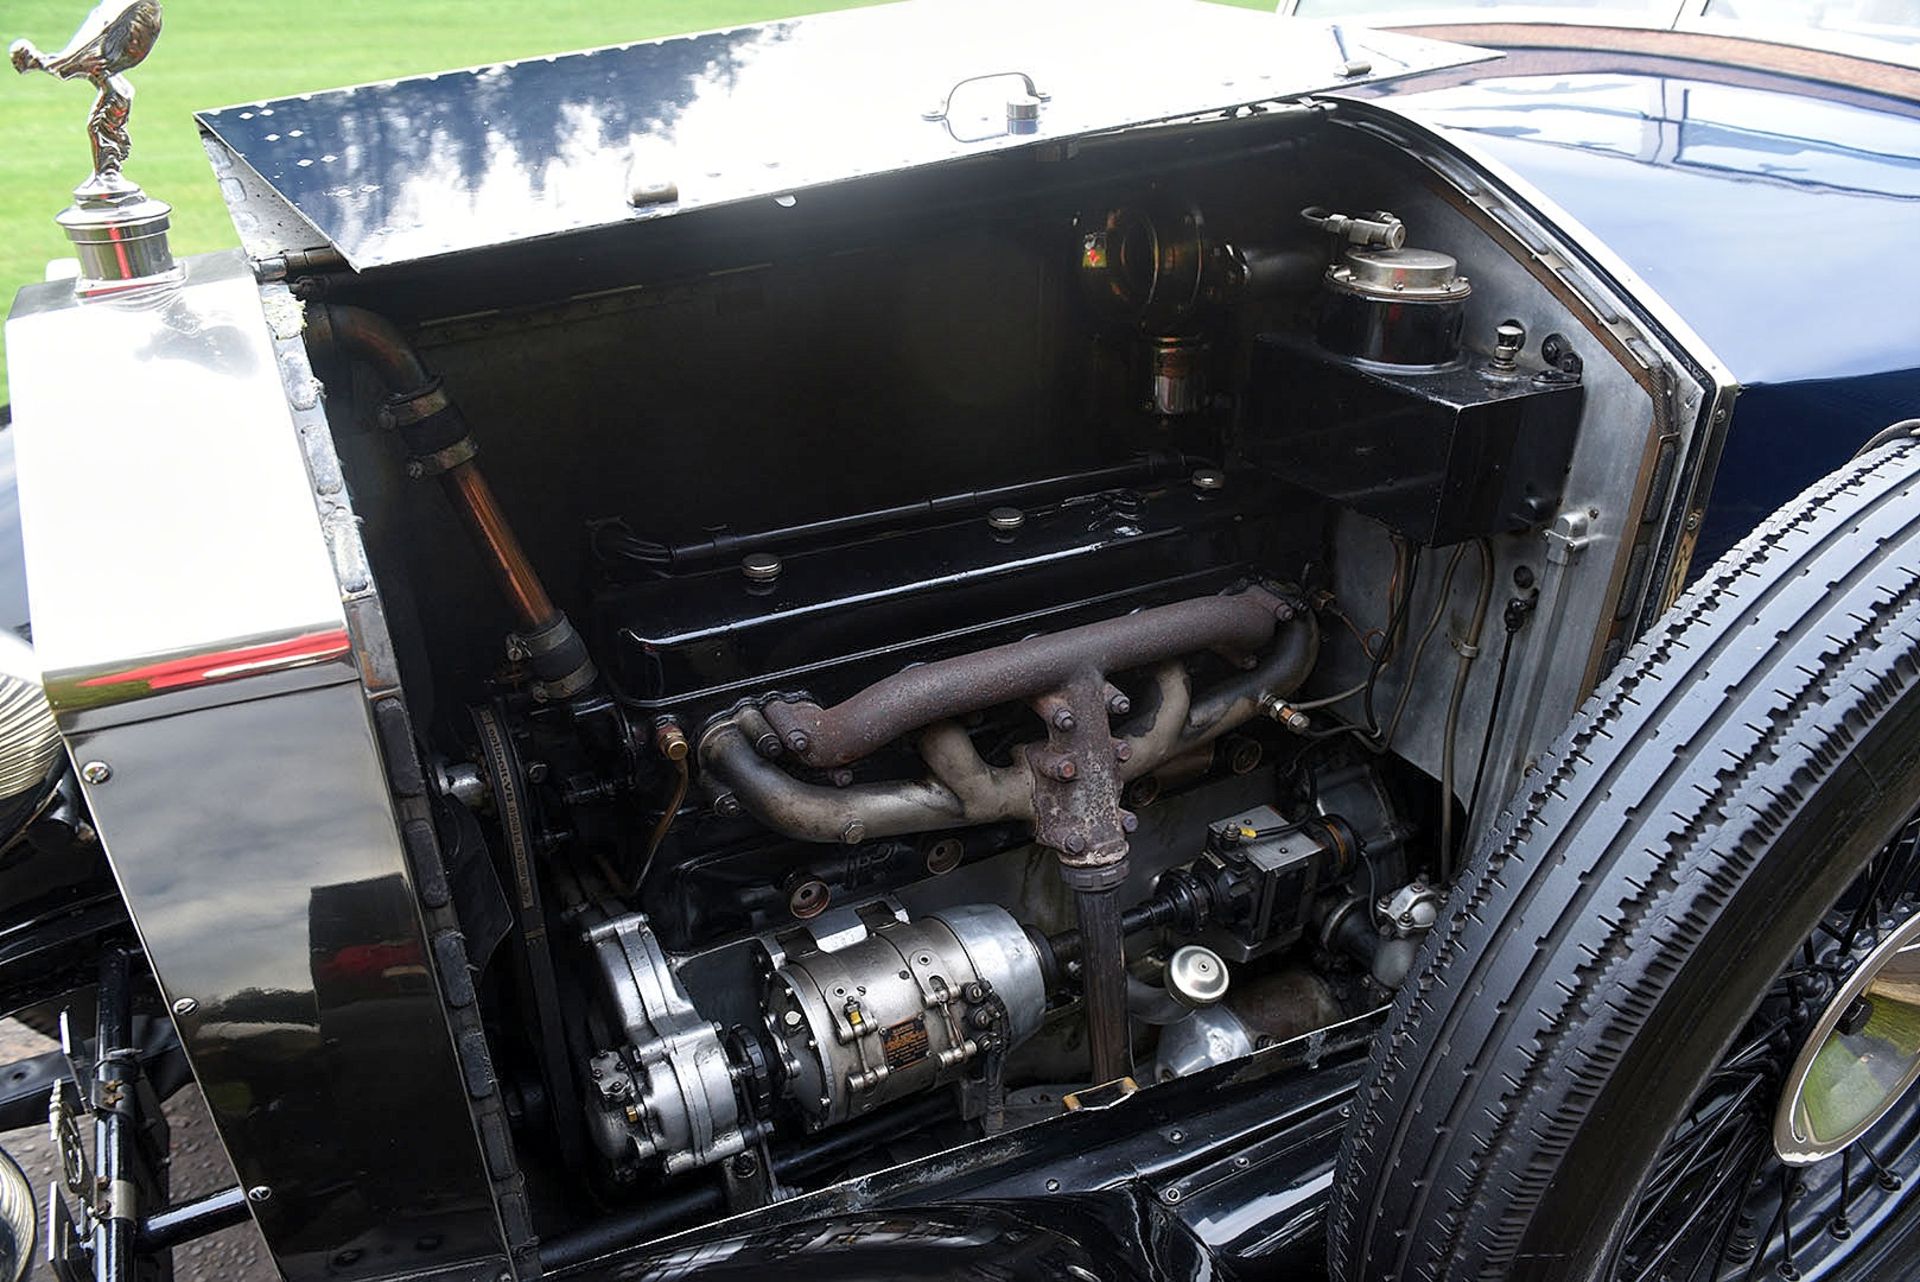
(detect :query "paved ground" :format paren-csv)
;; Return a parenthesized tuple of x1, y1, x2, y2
(0, 1021, 275, 1281)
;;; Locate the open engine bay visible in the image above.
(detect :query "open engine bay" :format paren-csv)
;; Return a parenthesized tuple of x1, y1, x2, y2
(292, 98, 1692, 1242)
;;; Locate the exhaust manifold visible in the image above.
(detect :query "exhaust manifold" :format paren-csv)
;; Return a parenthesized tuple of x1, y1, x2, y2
(697, 585, 1317, 1087)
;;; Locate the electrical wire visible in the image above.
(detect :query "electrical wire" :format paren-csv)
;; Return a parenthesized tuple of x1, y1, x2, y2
(1438, 539, 1495, 880)
(1287, 537, 1411, 717)
(588, 517, 674, 574)
(1308, 537, 1422, 745)
(1365, 542, 1470, 753)
(1288, 679, 1371, 711)
(1361, 537, 1417, 738)
(1463, 590, 1535, 853)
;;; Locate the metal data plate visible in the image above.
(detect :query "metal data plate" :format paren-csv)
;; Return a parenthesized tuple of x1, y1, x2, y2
(194, 0, 1492, 269)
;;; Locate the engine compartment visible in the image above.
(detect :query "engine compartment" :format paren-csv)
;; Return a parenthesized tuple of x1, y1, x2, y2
(299, 101, 1674, 1243)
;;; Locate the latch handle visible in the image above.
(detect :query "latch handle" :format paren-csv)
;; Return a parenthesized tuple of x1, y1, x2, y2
(922, 71, 1050, 123)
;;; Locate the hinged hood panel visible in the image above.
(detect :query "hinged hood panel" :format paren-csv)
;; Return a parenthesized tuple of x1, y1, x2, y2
(196, 0, 1489, 270)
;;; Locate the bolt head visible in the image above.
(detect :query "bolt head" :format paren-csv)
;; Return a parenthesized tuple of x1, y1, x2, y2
(80, 761, 111, 785)
(170, 997, 197, 1017)
(787, 730, 811, 754)
(247, 1186, 273, 1204)
(841, 820, 867, 845)
(1112, 740, 1132, 763)
(741, 552, 783, 583)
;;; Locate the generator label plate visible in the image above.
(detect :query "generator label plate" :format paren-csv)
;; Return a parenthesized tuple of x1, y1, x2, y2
(882, 1016, 929, 1069)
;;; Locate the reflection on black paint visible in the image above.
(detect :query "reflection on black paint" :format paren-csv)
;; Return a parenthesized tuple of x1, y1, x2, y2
(200, 26, 784, 265)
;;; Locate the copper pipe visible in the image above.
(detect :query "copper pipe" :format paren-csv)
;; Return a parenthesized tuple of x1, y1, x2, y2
(443, 462, 556, 631)
(311, 304, 431, 391)
(315, 306, 562, 633)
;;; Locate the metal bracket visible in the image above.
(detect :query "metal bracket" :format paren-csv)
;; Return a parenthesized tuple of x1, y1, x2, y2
(1544, 511, 1593, 566)
(46, 1186, 87, 1282)
(48, 1083, 89, 1202)
(1061, 1076, 1138, 1112)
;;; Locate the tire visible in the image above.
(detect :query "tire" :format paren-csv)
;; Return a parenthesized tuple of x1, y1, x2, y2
(1328, 440, 1920, 1281)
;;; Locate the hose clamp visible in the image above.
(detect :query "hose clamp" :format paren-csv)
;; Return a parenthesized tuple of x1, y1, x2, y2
(405, 435, 479, 479)
(379, 379, 450, 430)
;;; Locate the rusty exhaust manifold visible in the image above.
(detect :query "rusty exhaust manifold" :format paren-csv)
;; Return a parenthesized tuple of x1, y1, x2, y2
(698, 585, 1316, 1085)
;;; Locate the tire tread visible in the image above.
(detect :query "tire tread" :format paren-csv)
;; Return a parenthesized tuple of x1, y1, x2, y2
(1329, 442, 1920, 1280)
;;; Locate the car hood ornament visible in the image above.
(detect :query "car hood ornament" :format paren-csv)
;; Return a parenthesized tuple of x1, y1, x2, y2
(10, 0, 174, 293)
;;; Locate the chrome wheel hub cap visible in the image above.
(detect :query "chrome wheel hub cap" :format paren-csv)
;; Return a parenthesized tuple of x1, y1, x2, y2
(1774, 912, 1920, 1165)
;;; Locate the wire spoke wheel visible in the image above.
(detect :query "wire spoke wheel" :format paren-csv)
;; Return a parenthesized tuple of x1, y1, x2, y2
(1618, 820, 1920, 1282)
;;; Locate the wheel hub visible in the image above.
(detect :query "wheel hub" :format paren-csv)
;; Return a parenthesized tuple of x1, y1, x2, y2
(1774, 912, 1920, 1165)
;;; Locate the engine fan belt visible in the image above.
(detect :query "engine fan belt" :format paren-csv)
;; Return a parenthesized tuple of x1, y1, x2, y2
(473, 703, 584, 1168)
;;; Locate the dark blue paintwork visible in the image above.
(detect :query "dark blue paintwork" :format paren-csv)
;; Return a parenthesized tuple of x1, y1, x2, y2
(1366, 54, 1920, 568)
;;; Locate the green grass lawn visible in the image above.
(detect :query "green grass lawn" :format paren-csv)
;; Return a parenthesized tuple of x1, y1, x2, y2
(0, 0, 1265, 406)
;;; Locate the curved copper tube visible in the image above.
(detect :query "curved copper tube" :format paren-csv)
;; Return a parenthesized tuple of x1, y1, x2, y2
(316, 304, 561, 635)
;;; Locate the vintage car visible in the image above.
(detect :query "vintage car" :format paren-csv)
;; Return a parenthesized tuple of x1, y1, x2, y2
(1, 1, 1918, 1279)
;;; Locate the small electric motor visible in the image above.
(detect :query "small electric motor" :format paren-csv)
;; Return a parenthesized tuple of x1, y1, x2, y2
(761, 903, 1047, 1129)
